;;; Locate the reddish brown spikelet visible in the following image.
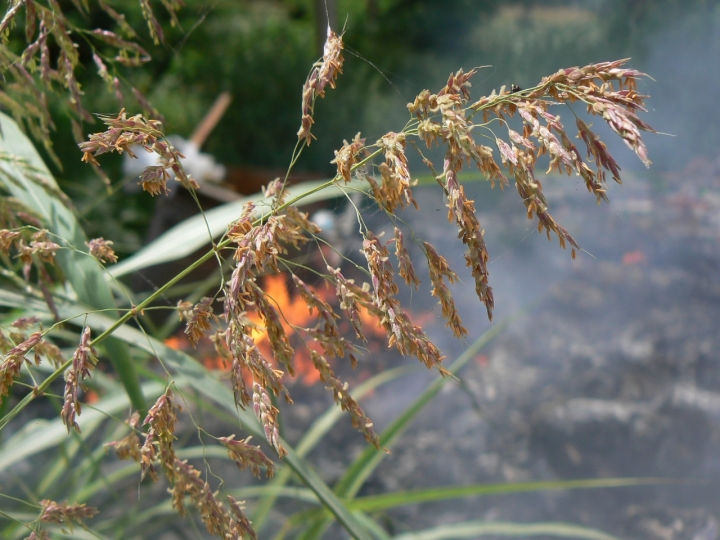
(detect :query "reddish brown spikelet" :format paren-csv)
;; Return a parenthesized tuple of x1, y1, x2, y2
(105, 411, 142, 462)
(298, 26, 344, 145)
(394, 227, 420, 289)
(23, 529, 51, 540)
(141, 388, 179, 481)
(374, 132, 418, 212)
(0, 331, 42, 399)
(170, 459, 246, 537)
(61, 327, 97, 433)
(424, 242, 467, 338)
(0, 229, 20, 254)
(327, 265, 374, 342)
(227, 496, 258, 540)
(443, 163, 494, 320)
(293, 274, 340, 341)
(247, 280, 295, 375)
(310, 350, 380, 448)
(218, 434, 275, 478)
(177, 297, 217, 346)
(331, 132, 366, 183)
(86, 237, 118, 264)
(39, 500, 98, 530)
(252, 382, 286, 457)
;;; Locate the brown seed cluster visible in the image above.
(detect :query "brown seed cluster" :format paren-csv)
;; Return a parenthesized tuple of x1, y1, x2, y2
(177, 297, 218, 346)
(104, 411, 142, 462)
(171, 458, 257, 539)
(331, 132, 366, 183)
(38, 499, 98, 530)
(2, 0, 181, 163)
(79, 109, 198, 195)
(218, 434, 275, 478)
(368, 132, 418, 213)
(140, 388, 179, 482)
(0, 331, 42, 399)
(311, 350, 380, 447)
(298, 26, 344, 145)
(86, 237, 118, 264)
(61, 327, 98, 433)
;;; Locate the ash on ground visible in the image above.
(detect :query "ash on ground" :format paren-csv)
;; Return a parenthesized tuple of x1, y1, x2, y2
(282, 158, 720, 540)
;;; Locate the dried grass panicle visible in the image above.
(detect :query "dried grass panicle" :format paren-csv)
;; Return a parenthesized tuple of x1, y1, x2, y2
(327, 265, 374, 342)
(373, 132, 418, 212)
(443, 164, 494, 320)
(331, 132, 366, 183)
(360, 233, 445, 369)
(86, 237, 117, 264)
(177, 297, 217, 346)
(0, 331, 42, 399)
(141, 388, 179, 481)
(171, 458, 250, 538)
(252, 382, 286, 458)
(394, 227, 420, 289)
(0, 229, 21, 254)
(227, 496, 258, 540)
(105, 411, 142, 462)
(310, 350, 380, 448)
(21, 230, 60, 266)
(218, 434, 275, 479)
(35, 337, 64, 367)
(423, 242, 467, 338)
(247, 281, 295, 376)
(39, 499, 98, 530)
(79, 110, 198, 195)
(298, 26, 344, 145)
(61, 327, 97, 433)
(293, 274, 340, 339)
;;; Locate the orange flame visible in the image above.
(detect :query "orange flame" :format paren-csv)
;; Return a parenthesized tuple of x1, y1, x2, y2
(166, 274, 388, 385)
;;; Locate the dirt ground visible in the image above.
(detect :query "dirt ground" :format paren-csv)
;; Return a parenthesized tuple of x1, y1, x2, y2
(278, 157, 720, 539)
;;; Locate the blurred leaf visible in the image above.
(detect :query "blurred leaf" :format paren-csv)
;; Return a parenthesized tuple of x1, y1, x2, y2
(108, 177, 367, 278)
(0, 288, 372, 540)
(391, 520, 622, 540)
(349, 477, 678, 513)
(252, 365, 420, 533)
(0, 381, 164, 473)
(0, 112, 145, 413)
(298, 319, 510, 540)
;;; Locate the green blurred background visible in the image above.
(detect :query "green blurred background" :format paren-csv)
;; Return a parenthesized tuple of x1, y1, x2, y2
(22, 0, 720, 256)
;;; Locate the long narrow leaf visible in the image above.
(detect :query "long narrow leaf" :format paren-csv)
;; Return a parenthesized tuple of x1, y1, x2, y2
(0, 289, 372, 540)
(391, 520, 622, 540)
(0, 112, 144, 412)
(0, 382, 164, 473)
(108, 178, 367, 278)
(348, 478, 679, 513)
(297, 320, 510, 540)
(252, 365, 419, 533)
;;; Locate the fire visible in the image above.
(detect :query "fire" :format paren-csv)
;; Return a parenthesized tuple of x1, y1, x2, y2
(166, 273, 388, 385)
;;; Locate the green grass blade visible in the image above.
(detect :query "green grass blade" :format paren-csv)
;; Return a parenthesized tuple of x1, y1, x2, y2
(0, 288, 372, 540)
(296, 320, 510, 540)
(337, 322, 510, 499)
(252, 365, 419, 532)
(0, 112, 144, 413)
(108, 177, 368, 278)
(391, 520, 623, 540)
(0, 382, 164, 473)
(348, 478, 680, 513)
